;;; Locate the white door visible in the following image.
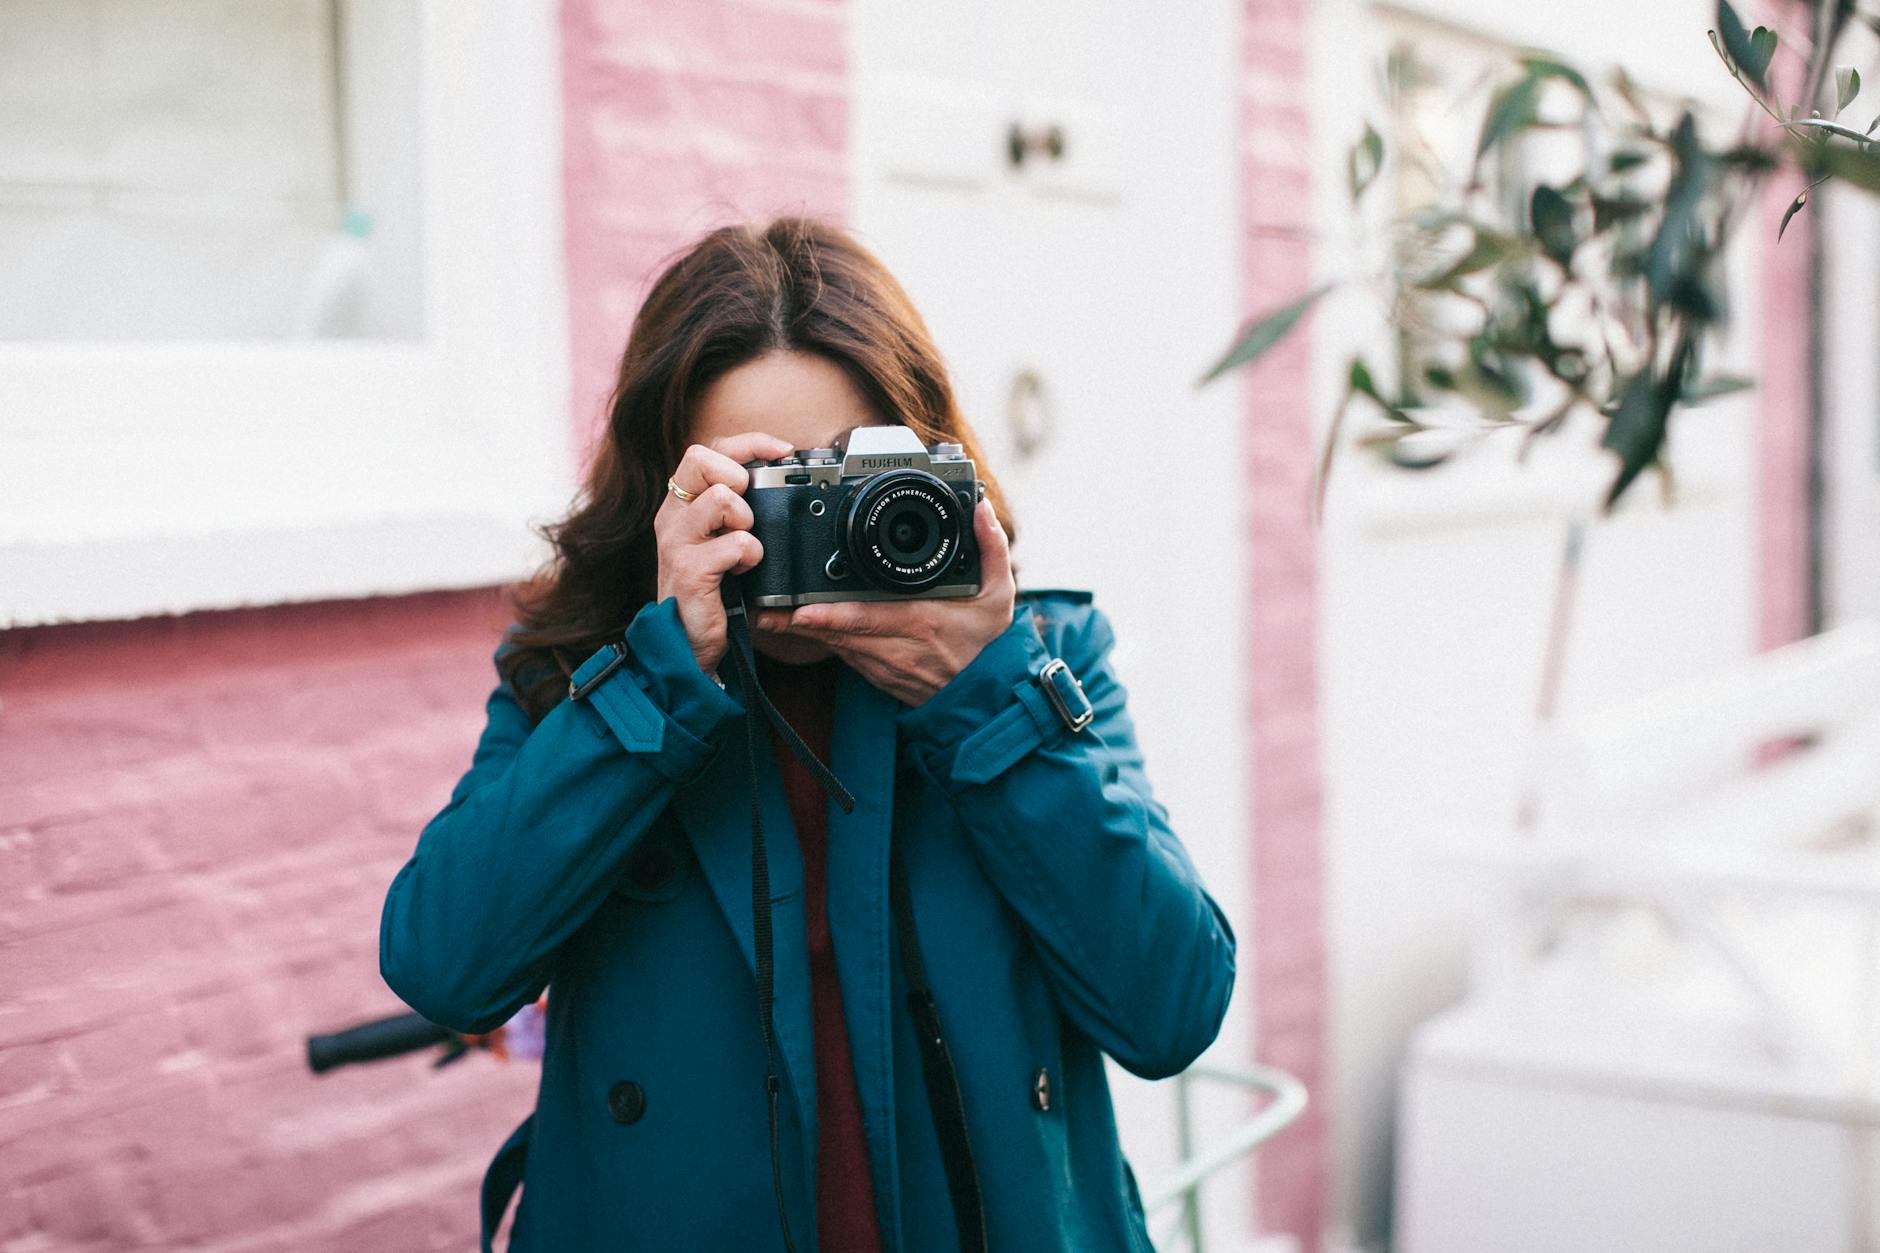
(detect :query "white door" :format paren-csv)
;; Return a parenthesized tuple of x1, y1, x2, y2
(852, 0, 1253, 1244)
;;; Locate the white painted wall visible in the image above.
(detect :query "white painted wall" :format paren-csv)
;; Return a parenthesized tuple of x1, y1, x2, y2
(1306, 2, 1766, 1246)
(1820, 23, 1880, 629)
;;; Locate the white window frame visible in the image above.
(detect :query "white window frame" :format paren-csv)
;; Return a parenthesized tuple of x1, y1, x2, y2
(0, 3, 571, 627)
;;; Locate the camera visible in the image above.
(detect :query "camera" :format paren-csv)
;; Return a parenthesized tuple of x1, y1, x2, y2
(738, 425, 984, 608)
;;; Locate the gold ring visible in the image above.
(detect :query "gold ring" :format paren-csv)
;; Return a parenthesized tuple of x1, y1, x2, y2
(666, 477, 698, 503)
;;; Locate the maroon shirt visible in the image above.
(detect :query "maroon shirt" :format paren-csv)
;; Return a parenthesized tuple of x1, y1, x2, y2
(757, 653, 884, 1253)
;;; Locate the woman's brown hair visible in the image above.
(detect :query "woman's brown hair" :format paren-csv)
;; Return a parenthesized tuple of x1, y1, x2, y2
(498, 216, 1016, 723)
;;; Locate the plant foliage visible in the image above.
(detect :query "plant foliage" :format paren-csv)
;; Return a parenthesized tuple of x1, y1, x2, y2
(1200, 0, 1880, 514)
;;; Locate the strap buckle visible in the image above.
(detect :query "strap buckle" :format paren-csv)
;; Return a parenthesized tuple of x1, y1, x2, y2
(1037, 657, 1094, 733)
(569, 641, 629, 701)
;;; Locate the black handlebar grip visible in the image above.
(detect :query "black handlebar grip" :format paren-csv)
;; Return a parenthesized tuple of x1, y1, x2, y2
(306, 1011, 455, 1074)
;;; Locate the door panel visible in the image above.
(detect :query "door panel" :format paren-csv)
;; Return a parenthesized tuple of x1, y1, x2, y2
(854, 1, 1252, 1245)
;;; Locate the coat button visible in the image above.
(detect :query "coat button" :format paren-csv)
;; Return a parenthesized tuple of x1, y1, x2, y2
(1032, 1067, 1051, 1112)
(607, 1080, 646, 1125)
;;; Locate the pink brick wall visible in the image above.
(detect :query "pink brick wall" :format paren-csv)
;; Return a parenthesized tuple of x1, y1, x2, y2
(1238, 0, 1329, 1246)
(0, 2, 854, 1249)
(561, 0, 850, 440)
(0, 590, 539, 1251)
(1756, 0, 1815, 652)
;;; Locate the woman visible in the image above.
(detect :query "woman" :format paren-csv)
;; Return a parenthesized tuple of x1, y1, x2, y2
(379, 218, 1236, 1252)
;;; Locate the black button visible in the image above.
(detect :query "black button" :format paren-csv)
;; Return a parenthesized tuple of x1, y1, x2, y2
(607, 1080, 646, 1125)
(785, 471, 812, 485)
(1032, 1067, 1050, 1112)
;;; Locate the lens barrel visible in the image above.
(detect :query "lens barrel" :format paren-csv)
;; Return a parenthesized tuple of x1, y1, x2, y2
(841, 470, 965, 591)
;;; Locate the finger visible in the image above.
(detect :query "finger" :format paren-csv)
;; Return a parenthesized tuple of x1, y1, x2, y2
(788, 600, 904, 637)
(682, 530, 765, 583)
(708, 431, 796, 466)
(662, 482, 754, 545)
(669, 441, 760, 499)
(972, 497, 1013, 593)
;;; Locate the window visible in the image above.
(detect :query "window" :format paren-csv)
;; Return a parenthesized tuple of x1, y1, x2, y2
(0, 2, 570, 626)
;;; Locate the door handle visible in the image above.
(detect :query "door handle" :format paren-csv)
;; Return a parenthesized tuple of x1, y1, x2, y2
(1006, 121, 1067, 169)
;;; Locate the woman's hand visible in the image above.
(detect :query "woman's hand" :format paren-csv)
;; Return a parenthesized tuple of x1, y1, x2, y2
(756, 498, 1017, 706)
(655, 432, 796, 677)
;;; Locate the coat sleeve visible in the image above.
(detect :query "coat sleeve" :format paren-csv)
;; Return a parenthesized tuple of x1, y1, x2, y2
(379, 597, 742, 1035)
(895, 597, 1236, 1079)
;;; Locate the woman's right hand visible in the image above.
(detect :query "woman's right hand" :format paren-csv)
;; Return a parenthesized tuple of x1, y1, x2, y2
(654, 432, 796, 677)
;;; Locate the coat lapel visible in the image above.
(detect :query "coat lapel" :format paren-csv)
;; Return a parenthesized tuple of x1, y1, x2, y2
(676, 659, 907, 1248)
(672, 685, 818, 1209)
(824, 663, 905, 1248)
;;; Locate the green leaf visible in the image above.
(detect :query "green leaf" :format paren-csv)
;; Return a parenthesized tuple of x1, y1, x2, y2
(1714, 1, 1764, 87)
(1349, 358, 1379, 400)
(1778, 188, 1809, 241)
(1454, 356, 1523, 420)
(1348, 121, 1384, 202)
(1717, 143, 1780, 173)
(1477, 75, 1543, 163)
(1787, 116, 1880, 144)
(1348, 358, 1415, 421)
(1644, 113, 1709, 303)
(1837, 66, 1862, 115)
(1519, 53, 1592, 98)
(1601, 335, 1694, 510)
(1683, 375, 1755, 404)
(1612, 66, 1655, 124)
(1530, 185, 1578, 265)
(1819, 141, 1880, 193)
(1377, 430, 1459, 470)
(1592, 193, 1652, 233)
(1748, 26, 1777, 83)
(1609, 149, 1650, 173)
(1601, 371, 1672, 508)
(1425, 231, 1520, 289)
(1198, 284, 1333, 385)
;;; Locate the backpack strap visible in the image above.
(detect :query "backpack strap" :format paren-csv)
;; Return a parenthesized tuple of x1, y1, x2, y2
(480, 1111, 534, 1253)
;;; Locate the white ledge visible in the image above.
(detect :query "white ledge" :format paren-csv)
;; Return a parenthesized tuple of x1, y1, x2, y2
(1, 517, 552, 628)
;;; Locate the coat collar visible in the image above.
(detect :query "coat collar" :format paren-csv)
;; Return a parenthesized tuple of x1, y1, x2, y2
(673, 658, 906, 1245)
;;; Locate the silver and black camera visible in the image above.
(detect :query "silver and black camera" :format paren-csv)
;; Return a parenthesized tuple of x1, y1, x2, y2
(739, 425, 984, 608)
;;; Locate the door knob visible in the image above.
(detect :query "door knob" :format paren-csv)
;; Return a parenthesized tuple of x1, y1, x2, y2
(1005, 368, 1056, 460)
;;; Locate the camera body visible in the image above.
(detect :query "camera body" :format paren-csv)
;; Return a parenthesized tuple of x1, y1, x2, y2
(739, 425, 984, 609)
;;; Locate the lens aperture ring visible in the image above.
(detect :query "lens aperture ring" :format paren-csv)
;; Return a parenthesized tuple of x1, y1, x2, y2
(843, 471, 964, 591)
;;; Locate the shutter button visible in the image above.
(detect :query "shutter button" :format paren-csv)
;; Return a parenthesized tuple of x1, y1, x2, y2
(1032, 1067, 1051, 1112)
(608, 1080, 646, 1125)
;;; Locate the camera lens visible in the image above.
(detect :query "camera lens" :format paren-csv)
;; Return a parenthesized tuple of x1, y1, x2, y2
(885, 505, 932, 561)
(841, 470, 964, 591)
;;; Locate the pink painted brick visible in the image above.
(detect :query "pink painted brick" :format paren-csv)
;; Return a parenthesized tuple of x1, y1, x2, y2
(1240, 0, 1328, 1244)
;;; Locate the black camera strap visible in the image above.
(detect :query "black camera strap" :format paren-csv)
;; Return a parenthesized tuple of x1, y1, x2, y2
(720, 586, 986, 1253)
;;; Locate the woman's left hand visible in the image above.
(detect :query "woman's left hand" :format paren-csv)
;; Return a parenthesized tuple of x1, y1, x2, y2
(755, 498, 1016, 707)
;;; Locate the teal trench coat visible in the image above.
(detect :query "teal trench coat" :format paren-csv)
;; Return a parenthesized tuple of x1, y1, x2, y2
(379, 589, 1236, 1251)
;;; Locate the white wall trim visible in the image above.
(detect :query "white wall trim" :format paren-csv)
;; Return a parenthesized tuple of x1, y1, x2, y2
(0, 2, 571, 628)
